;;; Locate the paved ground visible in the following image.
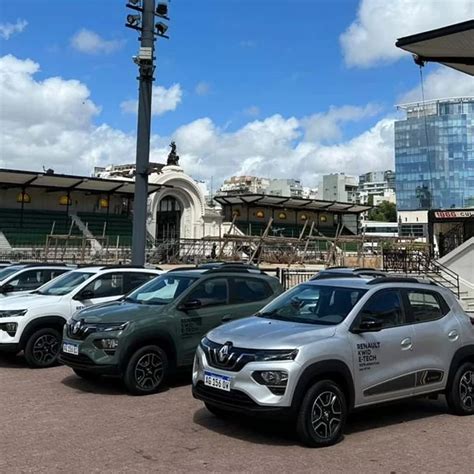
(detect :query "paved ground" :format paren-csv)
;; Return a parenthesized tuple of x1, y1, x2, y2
(1, 355, 473, 474)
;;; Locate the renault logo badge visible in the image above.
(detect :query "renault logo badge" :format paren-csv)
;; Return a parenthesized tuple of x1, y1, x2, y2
(72, 319, 82, 335)
(218, 342, 232, 363)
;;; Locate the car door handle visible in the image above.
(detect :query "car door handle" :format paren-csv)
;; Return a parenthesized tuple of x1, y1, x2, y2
(400, 338, 413, 351)
(448, 330, 459, 341)
(221, 315, 233, 322)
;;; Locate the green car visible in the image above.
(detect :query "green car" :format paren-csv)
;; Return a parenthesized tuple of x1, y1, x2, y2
(59, 266, 282, 395)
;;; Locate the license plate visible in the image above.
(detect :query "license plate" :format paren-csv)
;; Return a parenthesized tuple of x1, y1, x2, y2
(62, 342, 79, 356)
(204, 371, 231, 392)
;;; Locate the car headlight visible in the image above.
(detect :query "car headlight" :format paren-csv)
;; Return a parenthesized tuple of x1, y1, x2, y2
(254, 349, 298, 362)
(0, 309, 27, 318)
(96, 322, 129, 332)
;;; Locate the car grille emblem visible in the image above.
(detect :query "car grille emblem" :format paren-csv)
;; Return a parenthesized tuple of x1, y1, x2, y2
(218, 342, 233, 363)
(72, 319, 83, 335)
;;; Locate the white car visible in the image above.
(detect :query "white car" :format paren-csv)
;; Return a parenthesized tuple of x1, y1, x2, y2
(0, 264, 73, 298)
(0, 266, 163, 367)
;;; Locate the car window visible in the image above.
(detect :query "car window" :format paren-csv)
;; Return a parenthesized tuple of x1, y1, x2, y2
(185, 278, 229, 307)
(258, 284, 366, 325)
(359, 290, 405, 329)
(123, 272, 158, 293)
(82, 272, 125, 298)
(407, 291, 447, 322)
(7, 269, 47, 290)
(37, 271, 95, 296)
(0, 266, 23, 282)
(230, 277, 273, 303)
(50, 269, 69, 280)
(126, 275, 197, 305)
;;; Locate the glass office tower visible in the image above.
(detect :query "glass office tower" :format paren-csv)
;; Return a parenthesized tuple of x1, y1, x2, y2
(395, 97, 474, 210)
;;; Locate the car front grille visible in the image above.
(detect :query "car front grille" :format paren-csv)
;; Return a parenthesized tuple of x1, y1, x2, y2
(201, 338, 258, 372)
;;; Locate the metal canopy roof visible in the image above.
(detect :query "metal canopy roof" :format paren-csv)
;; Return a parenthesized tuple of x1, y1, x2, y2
(0, 168, 167, 196)
(214, 193, 371, 214)
(396, 19, 474, 76)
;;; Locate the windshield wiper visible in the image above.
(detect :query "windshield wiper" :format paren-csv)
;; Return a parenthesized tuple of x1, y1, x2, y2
(256, 310, 277, 318)
(122, 296, 139, 304)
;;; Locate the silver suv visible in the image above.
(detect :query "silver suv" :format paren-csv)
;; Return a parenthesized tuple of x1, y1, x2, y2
(192, 277, 474, 447)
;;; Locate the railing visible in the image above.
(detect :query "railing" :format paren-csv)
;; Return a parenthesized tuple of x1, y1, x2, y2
(383, 249, 460, 297)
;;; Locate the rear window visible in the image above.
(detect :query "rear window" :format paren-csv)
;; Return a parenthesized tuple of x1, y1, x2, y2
(407, 291, 449, 322)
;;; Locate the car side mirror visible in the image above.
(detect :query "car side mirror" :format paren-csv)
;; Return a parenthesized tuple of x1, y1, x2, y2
(0, 284, 14, 294)
(74, 289, 95, 301)
(178, 299, 202, 311)
(352, 317, 383, 333)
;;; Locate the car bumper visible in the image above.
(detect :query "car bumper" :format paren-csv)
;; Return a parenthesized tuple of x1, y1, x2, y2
(60, 336, 122, 376)
(0, 342, 20, 353)
(192, 345, 300, 417)
(59, 352, 121, 376)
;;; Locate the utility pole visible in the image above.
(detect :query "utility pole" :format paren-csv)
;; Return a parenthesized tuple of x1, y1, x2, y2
(126, 0, 169, 266)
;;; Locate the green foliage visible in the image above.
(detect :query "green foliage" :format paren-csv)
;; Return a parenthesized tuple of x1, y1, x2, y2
(367, 200, 397, 222)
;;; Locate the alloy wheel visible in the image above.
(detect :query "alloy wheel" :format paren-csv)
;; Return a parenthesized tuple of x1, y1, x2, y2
(311, 390, 343, 439)
(459, 370, 474, 410)
(32, 334, 59, 365)
(134, 352, 164, 390)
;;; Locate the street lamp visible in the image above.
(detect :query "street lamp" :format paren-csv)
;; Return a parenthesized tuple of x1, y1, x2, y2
(125, 0, 170, 266)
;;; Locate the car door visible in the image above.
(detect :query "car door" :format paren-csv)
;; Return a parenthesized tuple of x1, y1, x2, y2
(347, 288, 416, 407)
(176, 277, 230, 366)
(404, 289, 462, 395)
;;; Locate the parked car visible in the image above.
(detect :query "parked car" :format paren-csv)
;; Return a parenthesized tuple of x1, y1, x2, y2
(0, 263, 73, 298)
(193, 277, 474, 447)
(0, 266, 162, 367)
(60, 266, 283, 395)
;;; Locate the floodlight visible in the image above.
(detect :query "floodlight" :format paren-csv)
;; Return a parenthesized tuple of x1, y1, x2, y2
(156, 22, 168, 35)
(127, 14, 141, 27)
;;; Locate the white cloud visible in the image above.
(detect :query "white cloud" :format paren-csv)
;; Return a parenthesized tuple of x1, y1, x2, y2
(0, 54, 396, 187)
(399, 67, 474, 103)
(301, 103, 381, 142)
(340, 0, 472, 67)
(71, 29, 124, 54)
(195, 81, 211, 96)
(244, 105, 260, 117)
(121, 84, 182, 116)
(0, 19, 27, 40)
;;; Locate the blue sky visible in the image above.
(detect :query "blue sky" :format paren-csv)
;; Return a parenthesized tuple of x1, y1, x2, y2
(0, 0, 473, 186)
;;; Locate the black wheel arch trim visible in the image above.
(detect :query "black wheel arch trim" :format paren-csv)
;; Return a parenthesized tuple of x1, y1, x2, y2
(120, 330, 177, 371)
(447, 345, 474, 390)
(292, 359, 355, 412)
(19, 316, 67, 349)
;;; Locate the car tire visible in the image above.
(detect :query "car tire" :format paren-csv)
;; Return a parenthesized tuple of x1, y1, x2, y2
(205, 402, 231, 418)
(296, 379, 347, 448)
(73, 368, 101, 381)
(446, 362, 474, 415)
(24, 327, 61, 368)
(123, 345, 168, 396)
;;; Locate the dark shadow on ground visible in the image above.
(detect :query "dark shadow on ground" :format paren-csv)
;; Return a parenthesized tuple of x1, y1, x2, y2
(60, 368, 193, 396)
(193, 397, 448, 447)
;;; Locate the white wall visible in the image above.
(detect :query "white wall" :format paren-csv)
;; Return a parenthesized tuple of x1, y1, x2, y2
(438, 236, 474, 286)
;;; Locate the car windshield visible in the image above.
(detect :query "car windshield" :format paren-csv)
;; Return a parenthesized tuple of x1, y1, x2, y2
(36, 271, 94, 296)
(257, 284, 366, 325)
(0, 267, 23, 282)
(125, 274, 197, 305)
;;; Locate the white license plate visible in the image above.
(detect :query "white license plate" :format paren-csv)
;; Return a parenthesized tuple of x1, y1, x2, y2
(62, 342, 79, 356)
(204, 371, 231, 392)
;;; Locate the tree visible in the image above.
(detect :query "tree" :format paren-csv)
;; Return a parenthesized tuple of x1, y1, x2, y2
(367, 200, 397, 222)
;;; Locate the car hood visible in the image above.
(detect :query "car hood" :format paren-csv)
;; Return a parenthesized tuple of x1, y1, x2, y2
(0, 293, 62, 310)
(207, 316, 336, 349)
(77, 300, 168, 323)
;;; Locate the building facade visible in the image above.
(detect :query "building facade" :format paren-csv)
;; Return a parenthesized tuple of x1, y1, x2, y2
(321, 173, 359, 203)
(357, 170, 396, 205)
(395, 97, 474, 211)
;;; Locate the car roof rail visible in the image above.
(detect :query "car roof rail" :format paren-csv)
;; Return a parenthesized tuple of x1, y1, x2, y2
(367, 277, 423, 285)
(16, 262, 70, 267)
(325, 266, 351, 270)
(354, 267, 382, 271)
(98, 264, 146, 270)
(204, 266, 264, 275)
(311, 272, 362, 280)
(168, 266, 204, 273)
